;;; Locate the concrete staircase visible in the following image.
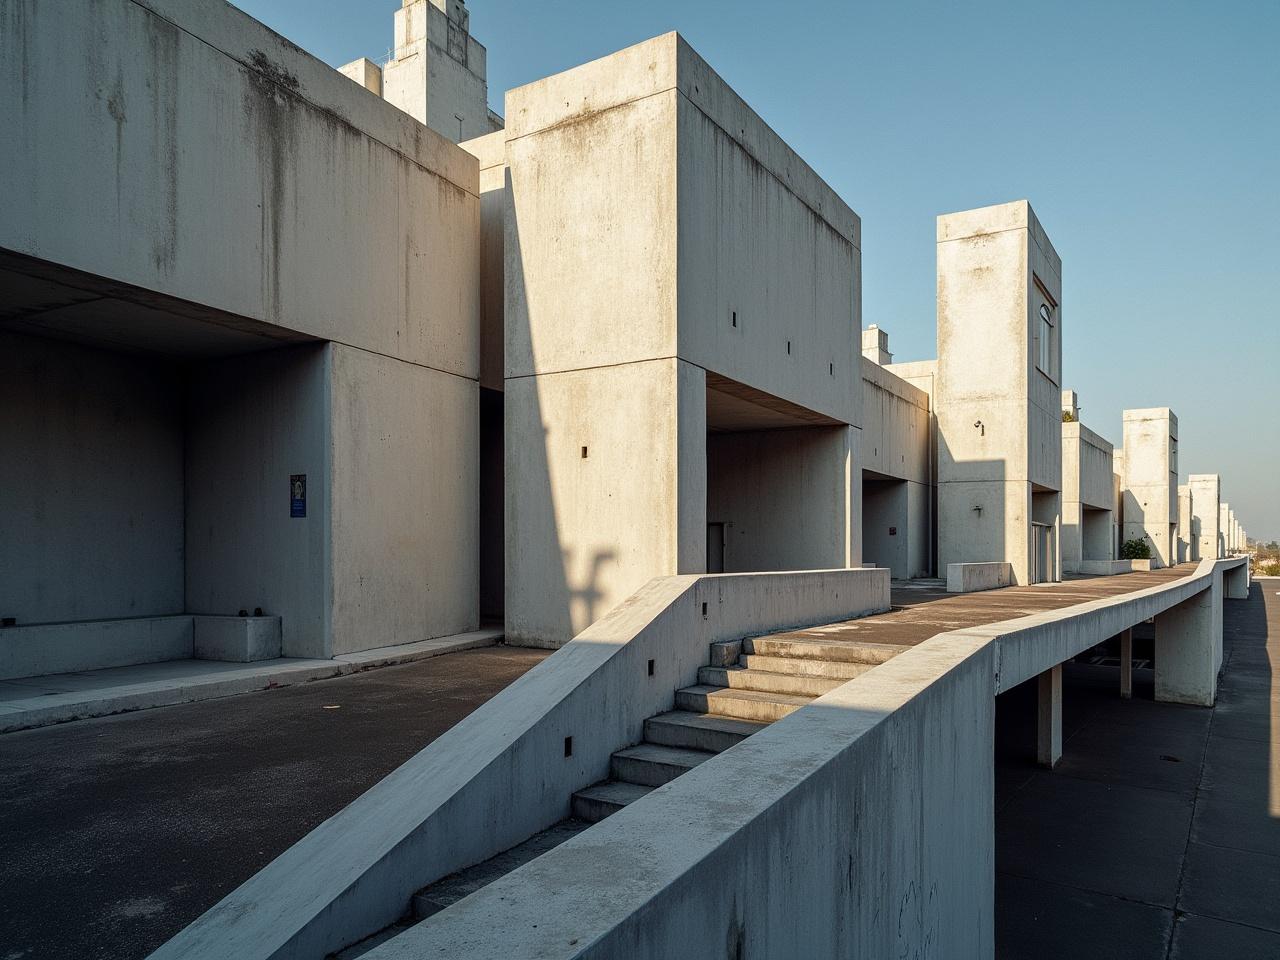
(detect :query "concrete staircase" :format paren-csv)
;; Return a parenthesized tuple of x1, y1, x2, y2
(569, 633, 910, 822)
(366, 630, 912, 954)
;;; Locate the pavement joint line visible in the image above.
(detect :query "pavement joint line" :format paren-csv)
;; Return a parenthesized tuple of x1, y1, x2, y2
(995, 867, 1173, 914)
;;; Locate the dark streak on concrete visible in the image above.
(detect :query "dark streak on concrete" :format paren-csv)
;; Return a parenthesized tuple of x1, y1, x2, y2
(145, 13, 180, 276)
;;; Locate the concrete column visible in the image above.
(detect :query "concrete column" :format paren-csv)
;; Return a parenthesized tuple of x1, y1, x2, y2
(1119, 628, 1133, 700)
(1153, 582, 1221, 707)
(1037, 664, 1063, 768)
(1224, 562, 1249, 600)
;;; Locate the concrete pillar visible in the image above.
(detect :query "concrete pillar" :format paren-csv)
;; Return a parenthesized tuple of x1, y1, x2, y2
(1037, 664, 1063, 768)
(1153, 581, 1221, 707)
(1225, 562, 1249, 600)
(1119, 628, 1133, 700)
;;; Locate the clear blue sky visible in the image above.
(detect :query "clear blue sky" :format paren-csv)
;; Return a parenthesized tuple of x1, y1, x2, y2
(236, 0, 1280, 541)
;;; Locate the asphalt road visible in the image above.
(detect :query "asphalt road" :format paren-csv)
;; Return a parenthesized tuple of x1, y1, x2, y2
(0, 646, 550, 960)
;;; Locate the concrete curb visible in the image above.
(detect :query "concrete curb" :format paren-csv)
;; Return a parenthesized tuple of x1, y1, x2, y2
(0, 629, 503, 734)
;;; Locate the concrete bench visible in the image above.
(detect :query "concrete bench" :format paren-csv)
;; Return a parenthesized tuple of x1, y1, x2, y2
(946, 562, 1013, 594)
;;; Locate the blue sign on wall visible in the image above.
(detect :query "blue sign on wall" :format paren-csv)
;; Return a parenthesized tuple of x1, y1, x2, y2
(290, 474, 306, 518)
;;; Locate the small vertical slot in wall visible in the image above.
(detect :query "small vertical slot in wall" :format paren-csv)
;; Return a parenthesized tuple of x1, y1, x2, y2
(581, 446, 588, 459)
(647, 658, 655, 677)
(829, 362, 834, 376)
(701, 602, 708, 618)
(731, 310, 737, 328)
(564, 736, 573, 758)
(786, 340, 791, 355)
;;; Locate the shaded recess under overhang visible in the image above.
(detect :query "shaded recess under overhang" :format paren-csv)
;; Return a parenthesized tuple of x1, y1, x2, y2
(0, 249, 316, 359)
(705, 371, 842, 433)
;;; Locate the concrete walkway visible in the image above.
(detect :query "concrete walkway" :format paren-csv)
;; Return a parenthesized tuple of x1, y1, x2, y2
(0, 628, 502, 733)
(995, 576, 1279, 958)
(0, 645, 551, 960)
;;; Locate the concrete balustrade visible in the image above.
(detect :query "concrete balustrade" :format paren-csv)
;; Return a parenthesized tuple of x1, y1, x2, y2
(149, 567, 890, 960)
(946, 561, 1014, 593)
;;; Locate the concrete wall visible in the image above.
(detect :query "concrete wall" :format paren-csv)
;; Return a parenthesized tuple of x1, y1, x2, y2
(150, 567, 891, 960)
(0, 333, 184, 627)
(186, 345, 332, 658)
(368, 631, 994, 960)
(707, 427, 854, 573)
(935, 201, 1062, 585)
(1061, 420, 1115, 571)
(2, 0, 484, 662)
(1, 0, 480, 374)
(503, 34, 861, 646)
(1121, 408, 1178, 567)
(1189, 475, 1221, 560)
(328, 344, 478, 655)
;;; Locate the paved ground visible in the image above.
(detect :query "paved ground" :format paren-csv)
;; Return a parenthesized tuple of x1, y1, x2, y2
(0, 645, 550, 960)
(0, 628, 503, 733)
(995, 577, 1279, 958)
(795, 565, 1193, 648)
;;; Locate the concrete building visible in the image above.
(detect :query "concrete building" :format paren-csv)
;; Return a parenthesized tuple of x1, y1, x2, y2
(1178, 483, 1196, 562)
(340, 0, 503, 143)
(1189, 474, 1223, 560)
(860, 332, 932, 579)
(934, 201, 1064, 585)
(1060, 391, 1116, 573)
(497, 35, 865, 647)
(1119, 408, 1179, 567)
(0, 0, 483, 675)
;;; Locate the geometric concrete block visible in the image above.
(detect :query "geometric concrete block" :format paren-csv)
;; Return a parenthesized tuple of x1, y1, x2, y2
(947, 562, 1014, 594)
(0, 615, 193, 680)
(193, 616, 282, 663)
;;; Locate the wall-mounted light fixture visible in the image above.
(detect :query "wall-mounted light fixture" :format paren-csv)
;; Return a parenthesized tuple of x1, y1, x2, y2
(974, 420, 985, 437)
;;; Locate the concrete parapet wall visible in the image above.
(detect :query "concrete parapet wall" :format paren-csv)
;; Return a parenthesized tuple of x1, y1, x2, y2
(1070, 559, 1148, 575)
(947, 562, 1013, 593)
(149, 567, 890, 960)
(0, 616, 193, 680)
(369, 630, 995, 959)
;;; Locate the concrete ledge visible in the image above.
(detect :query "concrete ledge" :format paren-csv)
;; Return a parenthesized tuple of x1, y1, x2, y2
(0, 616, 193, 681)
(1071, 560, 1147, 576)
(194, 616, 282, 662)
(148, 568, 890, 960)
(946, 562, 1013, 593)
(0, 629, 502, 734)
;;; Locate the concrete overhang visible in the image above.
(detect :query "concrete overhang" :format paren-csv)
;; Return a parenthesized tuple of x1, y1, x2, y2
(705, 371, 843, 433)
(0, 249, 315, 358)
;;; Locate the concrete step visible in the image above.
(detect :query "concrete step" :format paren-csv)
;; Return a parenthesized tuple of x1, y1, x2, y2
(745, 635, 910, 665)
(698, 664, 843, 697)
(738, 653, 877, 680)
(675, 684, 813, 723)
(610, 742, 716, 787)
(571, 779, 654, 823)
(643, 710, 769, 753)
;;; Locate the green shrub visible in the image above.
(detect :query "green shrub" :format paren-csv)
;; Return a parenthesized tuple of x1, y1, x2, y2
(1062, 410, 1076, 422)
(1120, 538, 1152, 560)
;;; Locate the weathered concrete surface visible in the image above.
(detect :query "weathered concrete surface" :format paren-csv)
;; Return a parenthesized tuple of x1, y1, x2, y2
(995, 579, 1280, 958)
(192, 615, 281, 662)
(1061, 418, 1115, 571)
(503, 33, 863, 647)
(1121, 408, 1179, 567)
(149, 568, 889, 960)
(935, 200, 1063, 586)
(1190, 474, 1222, 561)
(0, 648, 549, 960)
(948, 561, 1014, 593)
(367, 631, 995, 959)
(0, 615, 193, 681)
